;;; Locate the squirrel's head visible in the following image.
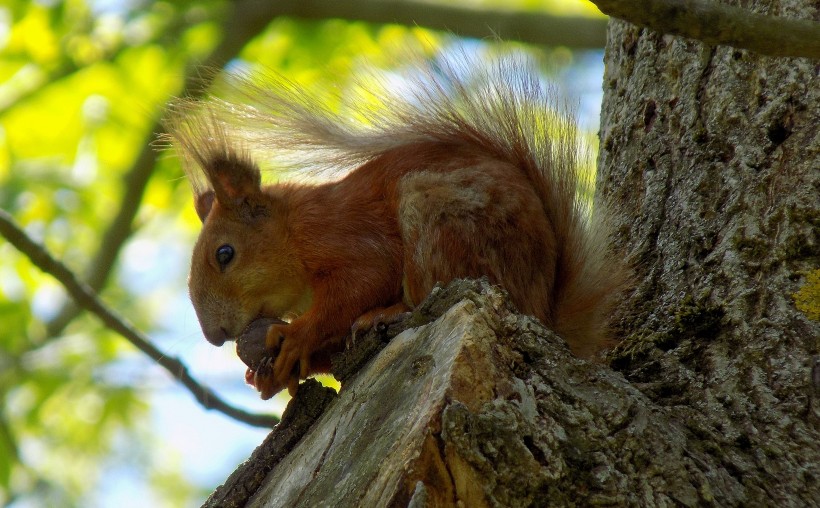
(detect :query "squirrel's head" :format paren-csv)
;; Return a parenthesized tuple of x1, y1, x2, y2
(187, 152, 311, 346)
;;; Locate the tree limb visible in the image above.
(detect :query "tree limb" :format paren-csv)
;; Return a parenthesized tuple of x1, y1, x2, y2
(275, 0, 607, 49)
(591, 0, 820, 59)
(0, 208, 279, 428)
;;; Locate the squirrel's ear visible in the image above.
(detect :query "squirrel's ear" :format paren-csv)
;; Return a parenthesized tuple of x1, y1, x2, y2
(205, 155, 269, 220)
(194, 190, 215, 223)
(207, 155, 261, 204)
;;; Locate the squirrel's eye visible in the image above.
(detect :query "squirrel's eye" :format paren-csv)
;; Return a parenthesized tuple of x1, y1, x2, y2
(215, 244, 234, 268)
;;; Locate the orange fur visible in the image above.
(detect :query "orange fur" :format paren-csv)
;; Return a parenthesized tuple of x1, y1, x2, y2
(167, 55, 629, 398)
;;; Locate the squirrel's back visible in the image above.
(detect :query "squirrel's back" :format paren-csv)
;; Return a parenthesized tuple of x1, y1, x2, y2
(169, 53, 629, 358)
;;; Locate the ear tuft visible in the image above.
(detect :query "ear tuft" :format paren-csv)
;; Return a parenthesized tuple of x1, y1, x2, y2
(164, 102, 266, 219)
(205, 153, 262, 204)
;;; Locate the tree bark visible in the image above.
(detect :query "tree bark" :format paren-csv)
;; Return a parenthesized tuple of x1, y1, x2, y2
(207, 279, 760, 507)
(597, 0, 820, 503)
(205, 276, 816, 507)
(590, 0, 820, 58)
(204, 0, 819, 505)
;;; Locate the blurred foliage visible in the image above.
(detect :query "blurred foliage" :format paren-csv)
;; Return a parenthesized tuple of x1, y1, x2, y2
(0, 0, 601, 505)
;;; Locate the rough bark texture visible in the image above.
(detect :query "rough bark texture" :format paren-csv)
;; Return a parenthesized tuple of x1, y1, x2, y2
(590, 0, 820, 58)
(203, 381, 337, 508)
(597, 0, 820, 504)
(210, 279, 775, 507)
(205, 1, 819, 505)
(205, 276, 816, 506)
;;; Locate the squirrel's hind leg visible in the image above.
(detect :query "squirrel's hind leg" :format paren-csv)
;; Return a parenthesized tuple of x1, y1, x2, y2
(397, 162, 557, 323)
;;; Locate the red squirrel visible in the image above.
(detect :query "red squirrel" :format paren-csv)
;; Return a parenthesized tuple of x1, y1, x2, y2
(167, 55, 628, 399)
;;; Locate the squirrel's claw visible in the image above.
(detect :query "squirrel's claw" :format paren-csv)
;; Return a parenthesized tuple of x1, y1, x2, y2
(287, 371, 299, 397)
(253, 356, 278, 400)
(349, 303, 411, 348)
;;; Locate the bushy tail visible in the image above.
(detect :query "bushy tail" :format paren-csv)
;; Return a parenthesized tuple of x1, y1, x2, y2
(166, 52, 629, 356)
(388, 56, 629, 356)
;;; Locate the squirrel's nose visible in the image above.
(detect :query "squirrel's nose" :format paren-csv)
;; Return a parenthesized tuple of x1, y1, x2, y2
(204, 327, 229, 346)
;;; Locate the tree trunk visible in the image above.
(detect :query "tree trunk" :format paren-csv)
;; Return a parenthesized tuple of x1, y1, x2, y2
(204, 1, 819, 505)
(597, 0, 820, 504)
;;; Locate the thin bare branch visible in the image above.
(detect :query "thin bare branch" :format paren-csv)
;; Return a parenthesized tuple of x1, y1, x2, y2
(591, 0, 820, 59)
(0, 208, 279, 428)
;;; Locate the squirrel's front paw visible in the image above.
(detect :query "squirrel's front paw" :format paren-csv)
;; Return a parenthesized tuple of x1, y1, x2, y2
(265, 323, 311, 397)
(251, 355, 280, 400)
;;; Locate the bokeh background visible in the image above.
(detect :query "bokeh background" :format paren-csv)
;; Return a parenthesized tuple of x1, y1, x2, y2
(0, 1, 606, 506)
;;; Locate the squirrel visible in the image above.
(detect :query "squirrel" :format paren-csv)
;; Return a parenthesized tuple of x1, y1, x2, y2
(166, 54, 629, 399)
